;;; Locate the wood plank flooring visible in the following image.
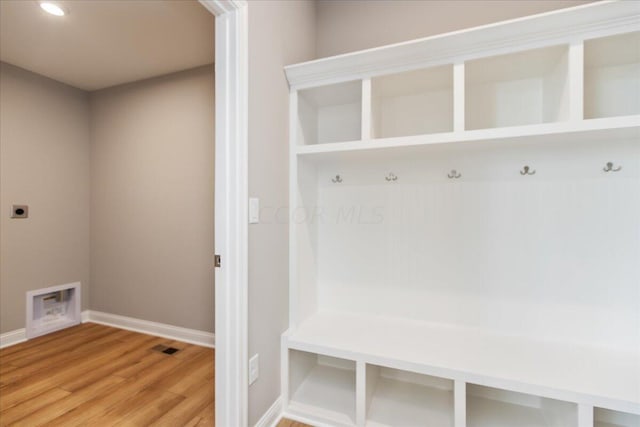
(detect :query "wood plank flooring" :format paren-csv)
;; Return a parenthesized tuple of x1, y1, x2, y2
(0, 323, 214, 426)
(277, 419, 311, 427)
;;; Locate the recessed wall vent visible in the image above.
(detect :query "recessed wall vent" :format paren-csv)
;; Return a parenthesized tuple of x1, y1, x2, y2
(26, 282, 81, 339)
(152, 344, 180, 355)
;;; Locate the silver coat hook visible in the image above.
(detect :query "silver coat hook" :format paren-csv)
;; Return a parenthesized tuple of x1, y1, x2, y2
(331, 174, 343, 183)
(447, 169, 461, 179)
(385, 172, 398, 182)
(603, 162, 622, 172)
(520, 165, 536, 176)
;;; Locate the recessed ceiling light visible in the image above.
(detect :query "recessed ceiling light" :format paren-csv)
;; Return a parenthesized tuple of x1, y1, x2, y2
(40, 2, 65, 17)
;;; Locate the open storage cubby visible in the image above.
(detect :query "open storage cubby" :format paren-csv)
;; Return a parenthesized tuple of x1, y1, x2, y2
(371, 65, 453, 138)
(467, 385, 577, 427)
(594, 408, 640, 427)
(465, 45, 569, 130)
(365, 365, 454, 427)
(288, 350, 356, 425)
(297, 80, 362, 145)
(584, 32, 640, 119)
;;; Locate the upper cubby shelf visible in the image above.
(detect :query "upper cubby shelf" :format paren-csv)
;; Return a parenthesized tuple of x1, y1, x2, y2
(285, 2, 639, 90)
(371, 65, 453, 138)
(297, 80, 361, 145)
(465, 45, 569, 130)
(584, 31, 640, 120)
(288, 1, 640, 153)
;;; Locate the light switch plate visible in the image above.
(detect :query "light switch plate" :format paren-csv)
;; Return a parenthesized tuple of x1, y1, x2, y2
(249, 198, 260, 224)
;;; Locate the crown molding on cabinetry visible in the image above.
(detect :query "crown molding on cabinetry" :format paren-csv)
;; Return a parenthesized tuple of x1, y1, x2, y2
(285, 1, 640, 90)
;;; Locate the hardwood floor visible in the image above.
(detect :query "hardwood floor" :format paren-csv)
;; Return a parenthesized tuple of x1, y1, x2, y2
(0, 323, 214, 426)
(277, 419, 312, 427)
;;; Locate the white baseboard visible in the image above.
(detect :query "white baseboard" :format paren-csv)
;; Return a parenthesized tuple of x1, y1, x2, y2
(0, 328, 27, 349)
(0, 310, 214, 350)
(255, 397, 283, 427)
(85, 310, 215, 348)
(1, 310, 91, 349)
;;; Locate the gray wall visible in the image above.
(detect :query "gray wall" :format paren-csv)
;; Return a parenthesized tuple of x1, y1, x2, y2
(316, 0, 594, 58)
(0, 62, 91, 333)
(247, 1, 316, 425)
(89, 65, 215, 332)
(0, 63, 214, 335)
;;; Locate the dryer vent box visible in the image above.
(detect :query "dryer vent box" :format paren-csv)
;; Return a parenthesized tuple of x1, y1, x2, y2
(26, 282, 81, 339)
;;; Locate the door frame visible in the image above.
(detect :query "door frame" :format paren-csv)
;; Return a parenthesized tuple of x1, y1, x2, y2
(199, 1, 249, 426)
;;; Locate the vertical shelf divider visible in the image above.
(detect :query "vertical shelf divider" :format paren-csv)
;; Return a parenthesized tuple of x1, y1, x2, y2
(288, 89, 299, 327)
(453, 62, 465, 132)
(569, 40, 585, 122)
(281, 335, 290, 412)
(454, 380, 466, 427)
(356, 361, 367, 427)
(578, 404, 594, 427)
(361, 78, 372, 140)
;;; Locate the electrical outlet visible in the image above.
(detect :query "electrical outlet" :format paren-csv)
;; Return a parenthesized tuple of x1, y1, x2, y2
(11, 205, 28, 218)
(249, 353, 259, 385)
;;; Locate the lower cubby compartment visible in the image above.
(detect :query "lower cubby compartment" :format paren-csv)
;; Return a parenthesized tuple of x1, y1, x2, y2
(467, 384, 577, 427)
(595, 408, 640, 427)
(365, 366, 454, 427)
(289, 350, 356, 426)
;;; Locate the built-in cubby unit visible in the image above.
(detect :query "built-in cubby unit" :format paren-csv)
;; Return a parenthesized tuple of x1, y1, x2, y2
(283, 2, 640, 426)
(465, 45, 569, 130)
(371, 65, 453, 138)
(584, 31, 640, 120)
(594, 408, 640, 427)
(288, 350, 356, 426)
(297, 80, 362, 145)
(467, 385, 577, 427)
(365, 366, 453, 427)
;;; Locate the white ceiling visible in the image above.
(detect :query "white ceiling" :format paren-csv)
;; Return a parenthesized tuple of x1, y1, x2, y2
(0, 0, 214, 91)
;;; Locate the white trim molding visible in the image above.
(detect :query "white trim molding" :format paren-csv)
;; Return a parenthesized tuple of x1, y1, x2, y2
(199, 0, 245, 16)
(0, 310, 215, 350)
(200, 1, 249, 426)
(1, 309, 90, 349)
(254, 397, 283, 427)
(85, 310, 215, 348)
(0, 328, 27, 349)
(285, 1, 640, 89)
